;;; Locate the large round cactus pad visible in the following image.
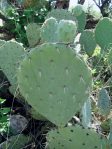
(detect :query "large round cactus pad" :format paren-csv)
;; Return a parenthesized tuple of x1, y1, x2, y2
(95, 18, 112, 49)
(46, 126, 107, 149)
(0, 41, 25, 87)
(18, 43, 92, 126)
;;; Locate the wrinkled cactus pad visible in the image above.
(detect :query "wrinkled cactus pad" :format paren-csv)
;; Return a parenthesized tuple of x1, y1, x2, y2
(46, 125, 107, 149)
(18, 43, 92, 126)
(26, 23, 40, 47)
(57, 20, 77, 43)
(95, 18, 112, 49)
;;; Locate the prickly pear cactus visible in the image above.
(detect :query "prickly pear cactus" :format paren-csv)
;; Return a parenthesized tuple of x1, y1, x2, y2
(57, 20, 77, 43)
(46, 125, 107, 149)
(26, 23, 40, 47)
(70, 4, 83, 16)
(98, 88, 111, 116)
(0, 41, 25, 91)
(80, 30, 96, 56)
(41, 17, 58, 42)
(46, 9, 76, 22)
(95, 18, 112, 49)
(0, 134, 31, 149)
(70, 4, 86, 32)
(17, 43, 92, 126)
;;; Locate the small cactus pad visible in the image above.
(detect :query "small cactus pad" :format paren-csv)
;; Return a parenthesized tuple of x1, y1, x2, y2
(0, 41, 25, 89)
(46, 9, 76, 22)
(46, 125, 106, 149)
(80, 30, 96, 56)
(18, 43, 92, 126)
(57, 20, 77, 43)
(98, 88, 111, 116)
(71, 4, 86, 32)
(0, 134, 31, 149)
(41, 17, 58, 42)
(26, 23, 40, 47)
(95, 18, 112, 49)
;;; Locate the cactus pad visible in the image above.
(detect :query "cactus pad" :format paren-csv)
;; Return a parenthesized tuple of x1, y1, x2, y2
(80, 30, 96, 56)
(98, 88, 111, 116)
(0, 41, 25, 89)
(57, 20, 77, 43)
(46, 125, 106, 149)
(41, 17, 58, 42)
(95, 18, 112, 49)
(18, 43, 92, 126)
(26, 23, 40, 47)
(71, 5, 86, 32)
(46, 9, 76, 22)
(70, 4, 83, 16)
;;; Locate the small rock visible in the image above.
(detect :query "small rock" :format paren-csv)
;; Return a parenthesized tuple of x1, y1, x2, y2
(9, 114, 28, 135)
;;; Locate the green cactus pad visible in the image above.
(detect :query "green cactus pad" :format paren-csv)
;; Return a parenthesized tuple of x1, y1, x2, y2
(57, 20, 77, 43)
(46, 9, 76, 22)
(80, 30, 96, 56)
(0, 134, 31, 149)
(26, 23, 40, 47)
(98, 88, 111, 116)
(71, 5, 86, 32)
(0, 41, 25, 90)
(40, 17, 58, 42)
(46, 125, 107, 149)
(95, 18, 112, 49)
(70, 4, 83, 16)
(18, 43, 92, 126)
